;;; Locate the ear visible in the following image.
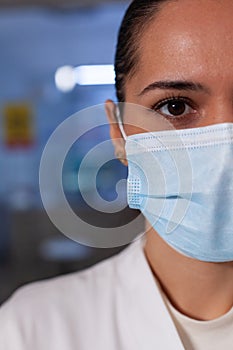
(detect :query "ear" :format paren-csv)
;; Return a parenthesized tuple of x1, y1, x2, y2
(105, 99, 128, 166)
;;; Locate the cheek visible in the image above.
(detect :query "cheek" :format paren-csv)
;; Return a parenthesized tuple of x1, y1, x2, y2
(124, 125, 148, 136)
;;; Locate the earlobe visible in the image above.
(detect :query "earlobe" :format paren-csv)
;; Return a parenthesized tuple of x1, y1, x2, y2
(105, 99, 128, 166)
(115, 151, 128, 166)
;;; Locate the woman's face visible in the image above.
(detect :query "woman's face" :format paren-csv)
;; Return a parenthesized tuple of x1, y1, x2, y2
(123, 0, 233, 131)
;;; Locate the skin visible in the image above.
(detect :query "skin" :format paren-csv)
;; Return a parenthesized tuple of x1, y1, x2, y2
(105, 0, 233, 321)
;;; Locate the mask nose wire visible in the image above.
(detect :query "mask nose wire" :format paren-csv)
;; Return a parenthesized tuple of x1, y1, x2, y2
(115, 106, 127, 141)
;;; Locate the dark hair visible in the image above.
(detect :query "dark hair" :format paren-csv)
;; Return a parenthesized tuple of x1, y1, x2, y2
(115, 0, 170, 102)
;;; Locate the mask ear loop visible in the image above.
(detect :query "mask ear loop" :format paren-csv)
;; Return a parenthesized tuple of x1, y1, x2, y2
(115, 106, 127, 141)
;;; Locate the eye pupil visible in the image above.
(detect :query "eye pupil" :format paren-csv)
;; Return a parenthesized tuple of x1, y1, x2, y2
(168, 101, 186, 116)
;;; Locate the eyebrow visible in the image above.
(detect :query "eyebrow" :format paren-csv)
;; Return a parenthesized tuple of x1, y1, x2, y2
(138, 80, 211, 96)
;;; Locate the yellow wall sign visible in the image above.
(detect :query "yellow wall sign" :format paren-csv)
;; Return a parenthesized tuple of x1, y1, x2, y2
(3, 103, 34, 148)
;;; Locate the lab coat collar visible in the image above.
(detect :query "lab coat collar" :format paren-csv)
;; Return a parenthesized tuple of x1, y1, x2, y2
(116, 235, 185, 350)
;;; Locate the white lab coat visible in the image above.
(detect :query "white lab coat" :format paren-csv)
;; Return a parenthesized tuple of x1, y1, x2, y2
(0, 237, 185, 350)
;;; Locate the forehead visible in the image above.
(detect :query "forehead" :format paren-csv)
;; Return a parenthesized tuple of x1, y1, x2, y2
(126, 0, 233, 95)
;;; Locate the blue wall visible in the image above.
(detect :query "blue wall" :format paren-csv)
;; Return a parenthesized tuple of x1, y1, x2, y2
(0, 3, 129, 209)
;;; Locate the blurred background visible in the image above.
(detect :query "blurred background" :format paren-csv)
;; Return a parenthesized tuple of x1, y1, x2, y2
(0, 0, 144, 305)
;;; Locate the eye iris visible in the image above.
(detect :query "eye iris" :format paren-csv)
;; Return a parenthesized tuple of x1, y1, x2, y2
(168, 101, 186, 116)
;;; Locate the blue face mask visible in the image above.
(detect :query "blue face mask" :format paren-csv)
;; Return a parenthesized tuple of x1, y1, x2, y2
(118, 117, 233, 262)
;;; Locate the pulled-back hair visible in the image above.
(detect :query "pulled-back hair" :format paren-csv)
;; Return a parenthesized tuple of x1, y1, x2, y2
(115, 0, 170, 102)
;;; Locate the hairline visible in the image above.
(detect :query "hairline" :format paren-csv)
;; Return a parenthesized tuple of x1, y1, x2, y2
(115, 0, 174, 102)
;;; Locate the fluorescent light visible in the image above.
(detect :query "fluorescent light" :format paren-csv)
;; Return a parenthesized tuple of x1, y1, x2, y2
(55, 65, 115, 92)
(75, 65, 115, 86)
(55, 66, 76, 92)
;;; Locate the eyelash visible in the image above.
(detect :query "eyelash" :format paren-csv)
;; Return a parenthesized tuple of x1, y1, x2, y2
(151, 94, 197, 116)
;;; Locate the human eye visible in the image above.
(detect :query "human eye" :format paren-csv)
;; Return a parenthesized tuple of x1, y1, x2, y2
(152, 95, 197, 119)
